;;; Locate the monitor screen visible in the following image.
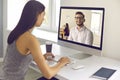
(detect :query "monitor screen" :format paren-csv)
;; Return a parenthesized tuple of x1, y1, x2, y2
(58, 6, 105, 55)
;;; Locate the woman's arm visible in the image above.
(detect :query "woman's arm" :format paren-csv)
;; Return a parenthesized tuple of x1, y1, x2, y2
(27, 36, 70, 79)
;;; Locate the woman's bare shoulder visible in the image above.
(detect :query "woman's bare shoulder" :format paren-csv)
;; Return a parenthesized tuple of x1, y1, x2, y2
(17, 32, 40, 47)
(25, 32, 40, 45)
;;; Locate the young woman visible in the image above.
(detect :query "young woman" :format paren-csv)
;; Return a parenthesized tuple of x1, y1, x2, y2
(0, 0, 70, 80)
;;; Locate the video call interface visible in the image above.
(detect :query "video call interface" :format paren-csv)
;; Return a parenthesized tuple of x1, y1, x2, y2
(58, 7, 105, 50)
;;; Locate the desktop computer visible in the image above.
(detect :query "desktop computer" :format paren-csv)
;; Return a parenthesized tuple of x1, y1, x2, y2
(57, 6, 105, 58)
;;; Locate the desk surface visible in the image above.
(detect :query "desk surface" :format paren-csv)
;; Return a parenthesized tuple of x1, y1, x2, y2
(32, 44, 120, 80)
(55, 55, 120, 80)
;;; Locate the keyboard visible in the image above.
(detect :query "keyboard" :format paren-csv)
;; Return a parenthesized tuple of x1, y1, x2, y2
(53, 55, 76, 64)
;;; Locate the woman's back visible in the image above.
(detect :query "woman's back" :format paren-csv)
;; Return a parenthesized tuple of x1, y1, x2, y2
(0, 41, 33, 80)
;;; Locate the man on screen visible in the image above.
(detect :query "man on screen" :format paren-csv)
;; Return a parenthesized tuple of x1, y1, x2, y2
(68, 11, 93, 45)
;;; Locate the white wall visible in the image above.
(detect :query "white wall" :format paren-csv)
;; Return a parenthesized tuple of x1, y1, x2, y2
(61, 0, 120, 60)
(3, 0, 8, 58)
(0, 0, 3, 57)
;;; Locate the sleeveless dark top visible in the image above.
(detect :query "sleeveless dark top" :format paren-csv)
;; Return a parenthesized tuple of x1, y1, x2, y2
(0, 41, 33, 80)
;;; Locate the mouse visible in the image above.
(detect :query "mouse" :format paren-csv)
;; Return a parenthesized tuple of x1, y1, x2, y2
(72, 65, 84, 70)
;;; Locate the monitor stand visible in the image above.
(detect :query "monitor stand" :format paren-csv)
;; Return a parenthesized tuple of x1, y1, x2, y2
(69, 52, 92, 60)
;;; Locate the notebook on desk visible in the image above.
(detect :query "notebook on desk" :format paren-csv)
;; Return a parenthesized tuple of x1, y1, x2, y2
(91, 67, 116, 80)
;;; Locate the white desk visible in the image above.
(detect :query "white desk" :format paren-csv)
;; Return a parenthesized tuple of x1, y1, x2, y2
(31, 44, 120, 80)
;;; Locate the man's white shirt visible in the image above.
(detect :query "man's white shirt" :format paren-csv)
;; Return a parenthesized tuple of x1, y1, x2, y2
(68, 26, 93, 45)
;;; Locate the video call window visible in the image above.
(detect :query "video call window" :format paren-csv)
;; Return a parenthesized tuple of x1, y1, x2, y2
(58, 7, 105, 50)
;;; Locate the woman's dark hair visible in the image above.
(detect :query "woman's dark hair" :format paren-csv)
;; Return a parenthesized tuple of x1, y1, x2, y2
(64, 23, 70, 36)
(7, 0, 45, 44)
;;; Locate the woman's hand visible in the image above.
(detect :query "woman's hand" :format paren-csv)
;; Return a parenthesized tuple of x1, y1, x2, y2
(44, 52, 55, 60)
(58, 57, 70, 66)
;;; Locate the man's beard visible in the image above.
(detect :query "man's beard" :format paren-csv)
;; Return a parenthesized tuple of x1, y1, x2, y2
(77, 23, 84, 27)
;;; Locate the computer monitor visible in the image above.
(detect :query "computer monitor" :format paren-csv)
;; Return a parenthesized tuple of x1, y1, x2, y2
(58, 6, 105, 56)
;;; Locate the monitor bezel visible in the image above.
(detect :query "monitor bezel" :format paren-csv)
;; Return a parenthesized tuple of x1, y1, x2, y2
(58, 6, 105, 50)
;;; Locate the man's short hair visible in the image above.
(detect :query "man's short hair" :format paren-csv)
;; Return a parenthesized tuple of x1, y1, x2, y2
(75, 11, 85, 19)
